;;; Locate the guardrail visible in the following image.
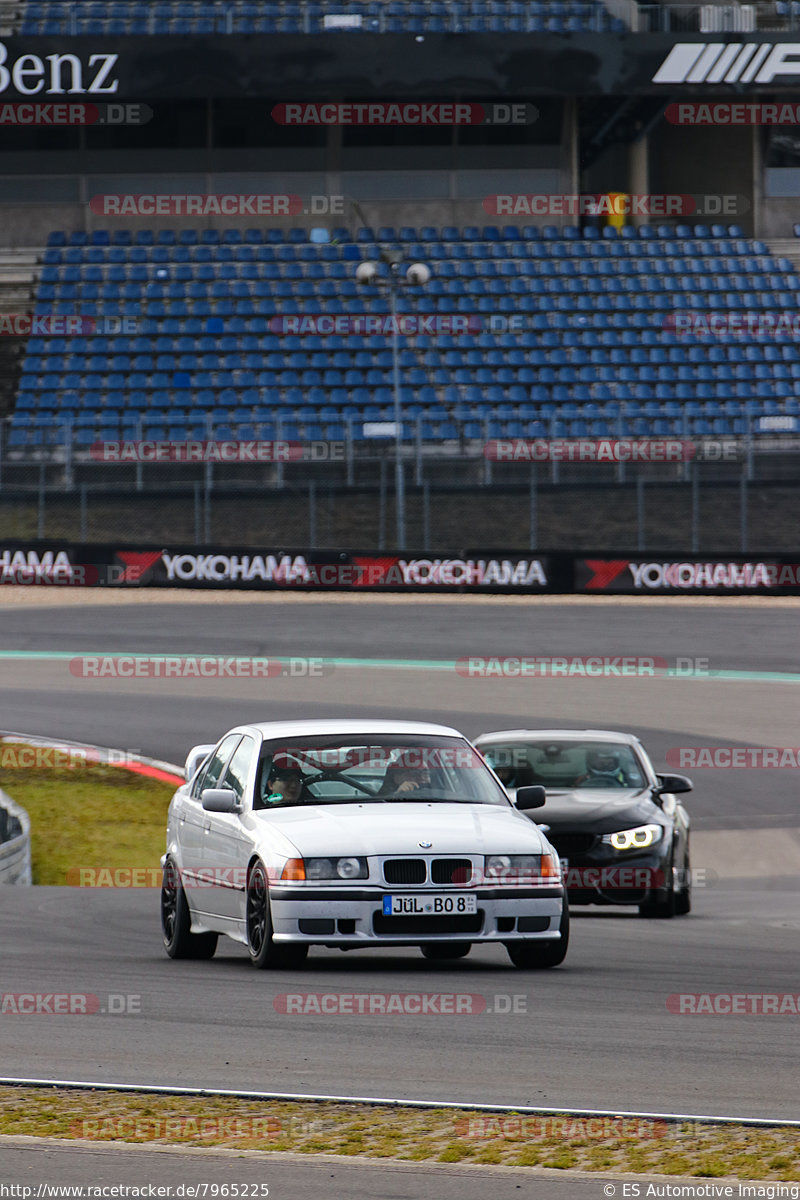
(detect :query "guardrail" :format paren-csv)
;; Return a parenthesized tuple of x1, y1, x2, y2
(0, 789, 32, 885)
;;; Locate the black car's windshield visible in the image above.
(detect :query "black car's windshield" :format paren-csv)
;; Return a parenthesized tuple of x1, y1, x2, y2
(254, 735, 510, 808)
(481, 740, 647, 790)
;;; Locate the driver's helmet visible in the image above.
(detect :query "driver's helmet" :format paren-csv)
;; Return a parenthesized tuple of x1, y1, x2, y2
(586, 748, 622, 775)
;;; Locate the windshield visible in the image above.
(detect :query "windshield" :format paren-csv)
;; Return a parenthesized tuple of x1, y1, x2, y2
(480, 740, 647, 790)
(254, 735, 510, 808)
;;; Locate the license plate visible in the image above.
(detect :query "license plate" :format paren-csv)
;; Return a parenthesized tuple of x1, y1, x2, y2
(382, 893, 478, 916)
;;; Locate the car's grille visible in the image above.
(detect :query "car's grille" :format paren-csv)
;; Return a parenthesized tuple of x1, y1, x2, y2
(383, 858, 426, 885)
(373, 912, 483, 936)
(431, 858, 472, 885)
(548, 833, 596, 856)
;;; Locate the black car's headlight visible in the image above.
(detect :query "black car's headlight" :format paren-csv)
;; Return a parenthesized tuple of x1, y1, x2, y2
(602, 824, 663, 852)
(305, 856, 368, 880)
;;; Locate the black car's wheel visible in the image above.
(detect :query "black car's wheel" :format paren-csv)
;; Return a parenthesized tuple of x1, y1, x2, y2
(246, 859, 308, 969)
(638, 850, 677, 919)
(506, 902, 569, 969)
(161, 858, 218, 960)
(674, 847, 692, 916)
(421, 943, 471, 960)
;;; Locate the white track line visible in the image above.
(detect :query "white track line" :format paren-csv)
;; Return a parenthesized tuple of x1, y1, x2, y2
(0, 1078, 798, 1129)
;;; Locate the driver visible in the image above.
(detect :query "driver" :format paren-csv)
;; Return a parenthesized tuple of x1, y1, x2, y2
(577, 748, 628, 787)
(261, 759, 310, 807)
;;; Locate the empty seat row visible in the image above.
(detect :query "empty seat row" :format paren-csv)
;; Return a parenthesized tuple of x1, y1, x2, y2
(46, 224, 752, 248)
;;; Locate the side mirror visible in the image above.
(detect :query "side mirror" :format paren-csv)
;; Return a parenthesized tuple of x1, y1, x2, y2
(185, 743, 215, 782)
(655, 773, 693, 796)
(201, 787, 240, 813)
(515, 785, 547, 810)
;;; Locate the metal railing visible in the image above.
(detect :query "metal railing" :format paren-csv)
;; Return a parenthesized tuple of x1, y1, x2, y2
(0, 416, 799, 550)
(0, 790, 32, 885)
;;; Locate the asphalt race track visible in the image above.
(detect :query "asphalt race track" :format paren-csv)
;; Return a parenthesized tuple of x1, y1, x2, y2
(0, 1139, 618, 1200)
(1, 597, 799, 1125)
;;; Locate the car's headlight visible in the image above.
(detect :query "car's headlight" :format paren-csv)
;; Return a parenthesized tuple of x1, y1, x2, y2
(305, 856, 368, 880)
(484, 854, 558, 881)
(602, 824, 663, 852)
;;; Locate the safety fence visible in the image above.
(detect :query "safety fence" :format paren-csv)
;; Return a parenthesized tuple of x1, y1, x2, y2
(0, 790, 32, 885)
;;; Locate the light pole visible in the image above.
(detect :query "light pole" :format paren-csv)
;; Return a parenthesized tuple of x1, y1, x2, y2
(355, 257, 430, 552)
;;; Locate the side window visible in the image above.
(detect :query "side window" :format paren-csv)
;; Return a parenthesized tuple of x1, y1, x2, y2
(221, 736, 256, 805)
(192, 735, 241, 799)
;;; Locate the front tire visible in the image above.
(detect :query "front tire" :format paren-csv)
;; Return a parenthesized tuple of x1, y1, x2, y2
(246, 860, 308, 969)
(506, 902, 569, 969)
(421, 943, 471, 961)
(639, 849, 678, 919)
(161, 859, 218, 960)
(674, 848, 692, 916)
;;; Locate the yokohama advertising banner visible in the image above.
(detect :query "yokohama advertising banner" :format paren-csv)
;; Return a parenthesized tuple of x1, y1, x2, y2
(576, 557, 800, 594)
(2, 544, 800, 593)
(0, 544, 557, 593)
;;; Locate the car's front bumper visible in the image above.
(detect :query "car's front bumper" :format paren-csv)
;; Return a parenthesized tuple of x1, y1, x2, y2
(268, 885, 565, 944)
(560, 851, 669, 906)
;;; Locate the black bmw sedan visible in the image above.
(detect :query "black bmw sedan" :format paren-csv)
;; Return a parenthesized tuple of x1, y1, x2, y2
(474, 728, 693, 918)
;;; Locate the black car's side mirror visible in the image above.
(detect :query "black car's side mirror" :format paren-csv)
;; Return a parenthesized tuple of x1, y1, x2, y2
(655, 773, 693, 796)
(515, 785, 547, 810)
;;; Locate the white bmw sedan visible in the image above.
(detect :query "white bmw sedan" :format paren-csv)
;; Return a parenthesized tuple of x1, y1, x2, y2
(160, 719, 568, 969)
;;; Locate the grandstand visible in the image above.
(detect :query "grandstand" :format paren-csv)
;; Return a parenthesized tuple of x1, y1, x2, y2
(8, 222, 800, 450)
